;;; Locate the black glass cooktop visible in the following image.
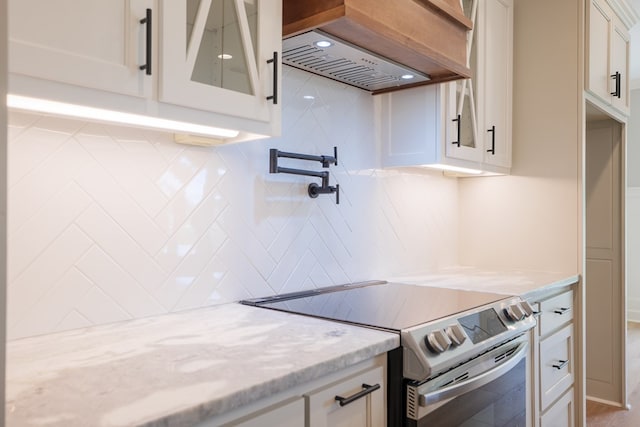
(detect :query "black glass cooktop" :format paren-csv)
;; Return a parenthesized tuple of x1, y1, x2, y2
(240, 280, 511, 332)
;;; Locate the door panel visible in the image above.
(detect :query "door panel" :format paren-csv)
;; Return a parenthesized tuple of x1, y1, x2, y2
(9, 0, 152, 97)
(585, 120, 623, 405)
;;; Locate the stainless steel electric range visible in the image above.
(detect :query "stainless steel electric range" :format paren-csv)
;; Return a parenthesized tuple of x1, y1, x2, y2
(241, 280, 536, 427)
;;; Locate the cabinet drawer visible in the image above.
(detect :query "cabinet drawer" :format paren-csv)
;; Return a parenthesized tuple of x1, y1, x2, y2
(306, 366, 385, 427)
(539, 290, 573, 336)
(540, 324, 574, 411)
(220, 397, 304, 427)
(540, 387, 574, 427)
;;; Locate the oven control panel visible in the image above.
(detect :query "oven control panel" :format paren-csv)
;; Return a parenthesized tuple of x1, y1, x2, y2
(424, 324, 468, 353)
(401, 296, 536, 380)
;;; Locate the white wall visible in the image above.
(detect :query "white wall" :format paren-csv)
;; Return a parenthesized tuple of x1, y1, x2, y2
(628, 188, 640, 322)
(6, 67, 460, 339)
(457, 0, 581, 274)
(628, 90, 640, 322)
(1, 0, 8, 418)
(631, 0, 640, 90)
(628, 90, 640, 186)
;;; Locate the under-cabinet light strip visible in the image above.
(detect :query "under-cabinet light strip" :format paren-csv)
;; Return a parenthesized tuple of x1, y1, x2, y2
(423, 164, 484, 175)
(6, 95, 240, 139)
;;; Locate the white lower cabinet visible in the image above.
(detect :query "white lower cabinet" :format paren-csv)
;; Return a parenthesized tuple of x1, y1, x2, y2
(209, 397, 304, 427)
(529, 287, 576, 427)
(540, 324, 574, 411)
(198, 356, 386, 427)
(540, 388, 574, 427)
(306, 365, 385, 427)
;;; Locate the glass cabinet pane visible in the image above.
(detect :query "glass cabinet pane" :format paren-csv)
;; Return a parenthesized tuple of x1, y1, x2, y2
(455, 0, 478, 149)
(186, 0, 257, 95)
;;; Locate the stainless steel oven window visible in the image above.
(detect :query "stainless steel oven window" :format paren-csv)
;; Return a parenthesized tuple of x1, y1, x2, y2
(407, 337, 528, 427)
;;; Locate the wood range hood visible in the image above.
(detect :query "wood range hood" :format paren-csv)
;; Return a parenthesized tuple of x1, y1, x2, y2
(282, 0, 472, 94)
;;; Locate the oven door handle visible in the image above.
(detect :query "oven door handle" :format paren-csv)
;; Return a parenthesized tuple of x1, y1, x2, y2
(419, 341, 528, 407)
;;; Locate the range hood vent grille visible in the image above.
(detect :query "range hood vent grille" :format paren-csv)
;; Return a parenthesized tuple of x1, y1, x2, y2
(282, 31, 430, 92)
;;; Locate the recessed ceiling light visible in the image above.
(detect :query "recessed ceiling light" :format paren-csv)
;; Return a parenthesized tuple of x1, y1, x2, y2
(314, 40, 332, 48)
(217, 53, 233, 59)
(401, 74, 415, 80)
(303, 95, 315, 100)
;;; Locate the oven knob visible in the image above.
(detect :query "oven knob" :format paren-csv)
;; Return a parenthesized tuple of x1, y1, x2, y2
(445, 324, 467, 346)
(505, 303, 525, 321)
(425, 330, 452, 354)
(520, 300, 535, 317)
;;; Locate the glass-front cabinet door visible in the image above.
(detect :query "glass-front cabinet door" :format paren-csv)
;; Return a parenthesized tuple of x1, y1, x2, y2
(445, 0, 482, 163)
(444, 0, 512, 170)
(160, 0, 281, 123)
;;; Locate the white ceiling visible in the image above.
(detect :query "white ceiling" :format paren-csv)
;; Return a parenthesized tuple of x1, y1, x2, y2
(632, 0, 640, 88)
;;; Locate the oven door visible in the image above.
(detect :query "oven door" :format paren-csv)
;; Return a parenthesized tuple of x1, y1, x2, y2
(406, 336, 529, 427)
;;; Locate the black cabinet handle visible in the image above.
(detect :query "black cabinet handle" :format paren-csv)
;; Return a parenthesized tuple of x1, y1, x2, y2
(266, 51, 278, 104)
(139, 8, 152, 75)
(487, 125, 496, 155)
(610, 71, 621, 98)
(552, 360, 569, 370)
(335, 383, 380, 407)
(553, 307, 571, 315)
(452, 114, 461, 147)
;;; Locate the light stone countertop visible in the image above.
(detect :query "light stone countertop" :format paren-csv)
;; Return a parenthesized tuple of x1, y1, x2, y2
(387, 267, 579, 299)
(5, 303, 399, 427)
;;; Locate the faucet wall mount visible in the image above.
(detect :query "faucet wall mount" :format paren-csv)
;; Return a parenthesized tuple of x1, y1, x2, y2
(269, 147, 340, 204)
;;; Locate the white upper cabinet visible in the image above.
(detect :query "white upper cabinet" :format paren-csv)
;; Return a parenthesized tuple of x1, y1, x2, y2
(381, 0, 513, 175)
(160, 0, 281, 124)
(586, 0, 634, 117)
(9, 0, 153, 98)
(8, 0, 282, 141)
(478, 0, 512, 168)
(609, 16, 630, 113)
(445, 0, 513, 170)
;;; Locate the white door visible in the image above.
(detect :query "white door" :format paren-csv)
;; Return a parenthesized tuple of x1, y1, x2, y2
(160, 0, 281, 123)
(9, 0, 153, 97)
(481, 0, 512, 168)
(585, 119, 625, 406)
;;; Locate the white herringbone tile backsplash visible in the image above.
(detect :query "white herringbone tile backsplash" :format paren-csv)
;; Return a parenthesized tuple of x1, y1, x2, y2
(7, 67, 459, 339)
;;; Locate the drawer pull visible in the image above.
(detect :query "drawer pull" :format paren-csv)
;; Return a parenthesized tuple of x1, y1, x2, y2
(139, 8, 152, 75)
(553, 307, 571, 315)
(335, 383, 380, 407)
(611, 71, 621, 98)
(266, 51, 278, 105)
(452, 114, 461, 147)
(552, 360, 569, 370)
(487, 125, 496, 155)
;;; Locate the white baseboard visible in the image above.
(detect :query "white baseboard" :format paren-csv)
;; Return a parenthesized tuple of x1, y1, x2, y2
(628, 311, 640, 323)
(586, 395, 627, 408)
